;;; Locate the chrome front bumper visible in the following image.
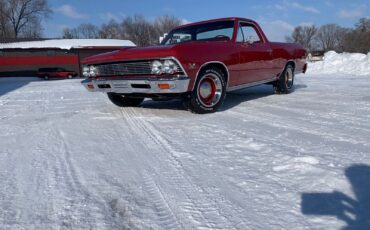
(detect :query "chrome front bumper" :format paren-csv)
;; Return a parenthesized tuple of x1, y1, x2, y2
(81, 76, 190, 94)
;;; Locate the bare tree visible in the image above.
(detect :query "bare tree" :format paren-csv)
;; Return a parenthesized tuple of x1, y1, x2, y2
(0, 2, 12, 38)
(286, 25, 317, 51)
(62, 24, 100, 39)
(62, 28, 75, 39)
(355, 18, 370, 32)
(1, 0, 51, 38)
(59, 14, 182, 45)
(153, 15, 182, 41)
(315, 24, 345, 52)
(21, 17, 43, 38)
(342, 18, 370, 53)
(77, 23, 100, 39)
(99, 19, 122, 39)
(121, 15, 157, 46)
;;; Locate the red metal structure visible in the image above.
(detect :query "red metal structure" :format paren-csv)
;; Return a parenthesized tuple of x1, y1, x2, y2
(0, 39, 134, 78)
(82, 18, 307, 113)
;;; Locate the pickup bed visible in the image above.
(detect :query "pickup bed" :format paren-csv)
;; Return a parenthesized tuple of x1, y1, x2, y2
(82, 17, 307, 113)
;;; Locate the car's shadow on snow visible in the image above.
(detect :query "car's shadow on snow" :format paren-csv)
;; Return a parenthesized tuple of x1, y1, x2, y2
(221, 84, 275, 111)
(301, 164, 370, 229)
(139, 84, 308, 112)
(0, 77, 41, 97)
(221, 83, 307, 111)
(140, 99, 187, 111)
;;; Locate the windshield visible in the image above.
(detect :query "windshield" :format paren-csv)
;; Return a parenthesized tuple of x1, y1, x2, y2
(161, 20, 235, 45)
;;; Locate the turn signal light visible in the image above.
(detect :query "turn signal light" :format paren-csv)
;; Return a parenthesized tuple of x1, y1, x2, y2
(158, 83, 170, 89)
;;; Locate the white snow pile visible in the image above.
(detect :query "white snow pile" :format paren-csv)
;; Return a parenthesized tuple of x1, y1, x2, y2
(307, 51, 370, 76)
(0, 39, 136, 50)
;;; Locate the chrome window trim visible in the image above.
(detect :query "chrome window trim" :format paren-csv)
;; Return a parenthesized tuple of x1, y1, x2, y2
(237, 20, 266, 44)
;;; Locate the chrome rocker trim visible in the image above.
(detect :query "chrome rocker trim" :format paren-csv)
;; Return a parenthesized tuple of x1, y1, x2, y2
(227, 77, 277, 92)
(81, 76, 190, 94)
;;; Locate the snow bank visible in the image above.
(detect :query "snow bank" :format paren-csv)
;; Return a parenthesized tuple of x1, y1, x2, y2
(307, 51, 370, 76)
(0, 39, 136, 50)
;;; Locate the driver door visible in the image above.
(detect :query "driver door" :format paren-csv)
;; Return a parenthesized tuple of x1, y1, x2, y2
(236, 22, 274, 85)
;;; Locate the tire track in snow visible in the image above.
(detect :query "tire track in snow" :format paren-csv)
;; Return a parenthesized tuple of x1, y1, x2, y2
(142, 173, 184, 230)
(48, 128, 116, 228)
(229, 107, 369, 147)
(117, 108, 188, 229)
(248, 99, 370, 133)
(119, 107, 247, 229)
(0, 152, 19, 227)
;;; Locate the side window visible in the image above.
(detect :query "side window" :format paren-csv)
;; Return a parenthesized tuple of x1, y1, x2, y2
(237, 23, 261, 43)
(236, 26, 244, 42)
(167, 33, 192, 44)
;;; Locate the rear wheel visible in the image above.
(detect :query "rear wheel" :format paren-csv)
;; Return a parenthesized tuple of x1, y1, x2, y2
(186, 67, 226, 114)
(274, 64, 294, 94)
(44, 75, 49, 80)
(67, 75, 73, 79)
(107, 93, 144, 107)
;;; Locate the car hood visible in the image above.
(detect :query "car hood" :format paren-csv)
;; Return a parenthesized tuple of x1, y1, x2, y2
(82, 45, 177, 65)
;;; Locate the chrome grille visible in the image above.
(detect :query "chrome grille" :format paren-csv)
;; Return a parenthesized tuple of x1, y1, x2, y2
(95, 60, 184, 76)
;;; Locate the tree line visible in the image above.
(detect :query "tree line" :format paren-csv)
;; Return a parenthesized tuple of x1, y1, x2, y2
(286, 18, 370, 54)
(0, 0, 182, 46)
(62, 15, 183, 46)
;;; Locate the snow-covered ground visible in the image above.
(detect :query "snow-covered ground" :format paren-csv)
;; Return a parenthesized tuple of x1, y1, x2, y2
(0, 71, 369, 229)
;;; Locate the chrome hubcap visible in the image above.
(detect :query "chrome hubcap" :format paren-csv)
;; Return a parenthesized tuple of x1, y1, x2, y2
(199, 81, 212, 98)
(197, 73, 223, 107)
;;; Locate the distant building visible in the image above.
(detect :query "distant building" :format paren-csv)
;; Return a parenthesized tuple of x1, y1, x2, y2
(0, 39, 135, 77)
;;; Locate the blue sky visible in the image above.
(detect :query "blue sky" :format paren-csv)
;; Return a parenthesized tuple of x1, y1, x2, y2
(44, 0, 370, 41)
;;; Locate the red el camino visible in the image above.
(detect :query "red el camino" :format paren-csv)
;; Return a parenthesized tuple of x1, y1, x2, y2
(82, 17, 307, 113)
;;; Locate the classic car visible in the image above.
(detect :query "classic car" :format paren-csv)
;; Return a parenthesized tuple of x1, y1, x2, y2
(81, 17, 307, 113)
(37, 68, 78, 80)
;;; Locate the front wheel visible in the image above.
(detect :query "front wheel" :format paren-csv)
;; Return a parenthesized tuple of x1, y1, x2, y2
(107, 93, 144, 107)
(186, 67, 226, 114)
(274, 64, 294, 94)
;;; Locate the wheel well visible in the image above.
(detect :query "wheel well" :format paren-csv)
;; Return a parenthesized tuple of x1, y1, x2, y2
(198, 62, 229, 83)
(286, 61, 295, 70)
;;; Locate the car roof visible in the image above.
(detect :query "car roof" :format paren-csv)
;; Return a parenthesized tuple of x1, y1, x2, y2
(173, 17, 257, 30)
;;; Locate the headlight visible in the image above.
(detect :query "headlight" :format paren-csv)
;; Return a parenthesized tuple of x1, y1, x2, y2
(89, 66, 99, 77)
(151, 59, 179, 75)
(82, 66, 90, 77)
(151, 60, 163, 75)
(163, 60, 178, 74)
